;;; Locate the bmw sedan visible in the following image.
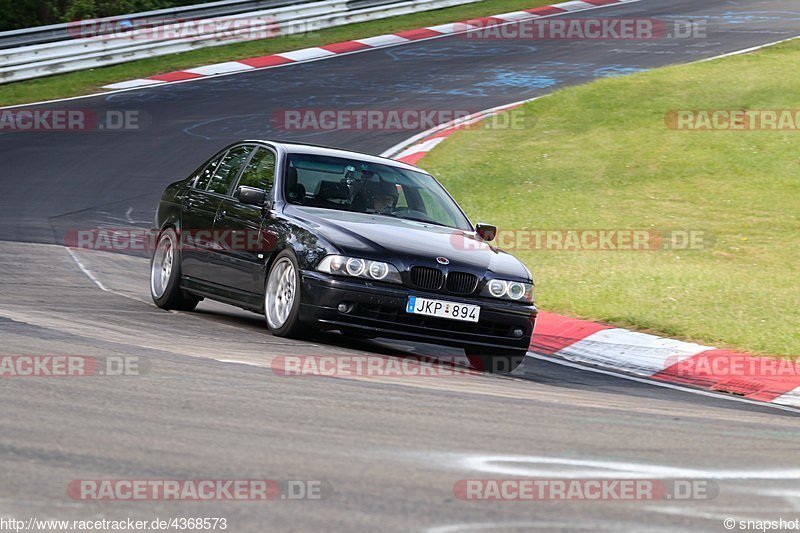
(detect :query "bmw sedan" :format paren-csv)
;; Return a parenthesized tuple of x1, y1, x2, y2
(151, 140, 537, 373)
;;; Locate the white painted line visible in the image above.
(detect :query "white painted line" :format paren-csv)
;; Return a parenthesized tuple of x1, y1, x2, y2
(276, 47, 336, 62)
(216, 359, 268, 368)
(526, 352, 800, 415)
(185, 61, 254, 75)
(64, 247, 165, 307)
(65, 247, 108, 292)
(644, 506, 766, 524)
(701, 35, 800, 62)
(427, 522, 583, 533)
(354, 34, 410, 47)
(102, 78, 165, 90)
(458, 453, 800, 479)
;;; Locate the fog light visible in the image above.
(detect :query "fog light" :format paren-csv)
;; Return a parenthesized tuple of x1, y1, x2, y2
(512, 328, 524, 338)
(338, 302, 354, 314)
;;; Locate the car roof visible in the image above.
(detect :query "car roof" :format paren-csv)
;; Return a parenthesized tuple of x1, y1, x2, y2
(245, 139, 428, 174)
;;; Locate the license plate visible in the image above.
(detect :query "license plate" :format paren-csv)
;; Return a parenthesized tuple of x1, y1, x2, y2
(406, 296, 480, 323)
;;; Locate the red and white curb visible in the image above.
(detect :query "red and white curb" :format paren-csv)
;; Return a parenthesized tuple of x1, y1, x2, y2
(102, 0, 639, 90)
(531, 313, 800, 407)
(381, 105, 800, 411)
(380, 97, 540, 165)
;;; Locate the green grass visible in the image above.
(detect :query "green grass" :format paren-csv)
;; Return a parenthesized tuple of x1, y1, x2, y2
(422, 39, 800, 357)
(0, 0, 555, 106)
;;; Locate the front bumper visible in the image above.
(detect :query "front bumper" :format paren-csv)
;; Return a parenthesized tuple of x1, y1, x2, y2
(299, 271, 537, 351)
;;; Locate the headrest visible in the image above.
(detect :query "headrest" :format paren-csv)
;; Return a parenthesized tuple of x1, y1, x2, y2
(316, 181, 350, 201)
(286, 166, 299, 187)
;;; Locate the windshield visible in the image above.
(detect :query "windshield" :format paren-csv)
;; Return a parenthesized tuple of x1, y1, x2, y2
(283, 153, 473, 230)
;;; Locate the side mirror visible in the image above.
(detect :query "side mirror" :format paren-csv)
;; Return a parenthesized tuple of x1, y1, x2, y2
(476, 223, 497, 242)
(236, 185, 266, 207)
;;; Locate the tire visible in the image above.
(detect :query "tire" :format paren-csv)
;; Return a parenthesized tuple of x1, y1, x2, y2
(465, 347, 527, 374)
(264, 250, 306, 338)
(150, 228, 201, 311)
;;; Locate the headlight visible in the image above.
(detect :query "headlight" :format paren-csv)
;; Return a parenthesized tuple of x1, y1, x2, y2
(507, 282, 526, 300)
(368, 261, 389, 280)
(481, 279, 534, 303)
(317, 255, 402, 284)
(487, 279, 507, 298)
(346, 258, 366, 277)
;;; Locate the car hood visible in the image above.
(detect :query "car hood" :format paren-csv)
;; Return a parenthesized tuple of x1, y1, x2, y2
(286, 206, 531, 281)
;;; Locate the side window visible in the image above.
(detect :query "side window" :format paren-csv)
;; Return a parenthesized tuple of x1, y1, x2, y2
(237, 148, 276, 192)
(207, 145, 253, 195)
(194, 154, 223, 190)
(395, 185, 408, 209)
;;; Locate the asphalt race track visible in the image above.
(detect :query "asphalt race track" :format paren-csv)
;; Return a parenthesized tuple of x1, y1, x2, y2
(2, 0, 800, 531)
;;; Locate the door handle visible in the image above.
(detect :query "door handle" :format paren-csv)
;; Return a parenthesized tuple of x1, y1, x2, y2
(184, 200, 195, 211)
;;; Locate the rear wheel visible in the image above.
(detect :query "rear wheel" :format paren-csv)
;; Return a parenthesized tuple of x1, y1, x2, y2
(264, 250, 306, 338)
(465, 347, 527, 374)
(150, 228, 201, 311)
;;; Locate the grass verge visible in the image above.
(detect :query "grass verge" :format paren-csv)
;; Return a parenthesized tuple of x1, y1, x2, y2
(0, 0, 555, 106)
(422, 39, 800, 356)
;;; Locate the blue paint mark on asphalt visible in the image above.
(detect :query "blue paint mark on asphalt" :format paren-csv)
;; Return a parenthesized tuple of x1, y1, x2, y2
(468, 62, 649, 93)
(475, 69, 559, 90)
(660, 11, 800, 25)
(386, 43, 538, 61)
(594, 66, 648, 78)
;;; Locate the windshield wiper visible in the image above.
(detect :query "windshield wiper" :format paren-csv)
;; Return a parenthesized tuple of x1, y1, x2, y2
(395, 215, 450, 228)
(364, 210, 453, 229)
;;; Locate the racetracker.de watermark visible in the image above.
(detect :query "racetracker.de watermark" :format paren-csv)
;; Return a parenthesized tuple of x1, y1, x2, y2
(666, 110, 800, 131)
(67, 479, 332, 501)
(0, 109, 148, 132)
(663, 354, 800, 378)
(459, 18, 706, 40)
(454, 479, 718, 501)
(271, 355, 475, 378)
(67, 17, 282, 41)
(64, 228, 279, 253)
(272, 109, 526, 131)
(0, 355, 142, 377)
(453, 229, 710, 252)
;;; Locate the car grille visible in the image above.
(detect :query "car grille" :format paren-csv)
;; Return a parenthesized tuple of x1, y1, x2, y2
(409, 267, 479, 296)
(445, 271, 479, 295)
(410, 266, 444, 291)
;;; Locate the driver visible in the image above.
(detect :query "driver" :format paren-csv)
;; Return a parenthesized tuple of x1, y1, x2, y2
(368, 181, 399, 215)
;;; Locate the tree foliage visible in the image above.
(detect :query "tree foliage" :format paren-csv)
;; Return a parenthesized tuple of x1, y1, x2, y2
(0, 0, 205, 31)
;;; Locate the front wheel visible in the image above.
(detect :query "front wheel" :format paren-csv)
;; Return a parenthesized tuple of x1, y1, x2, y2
(150, 228, 201, 311)
(264, 250, 306, 338)
(465, 348, 527, 374)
